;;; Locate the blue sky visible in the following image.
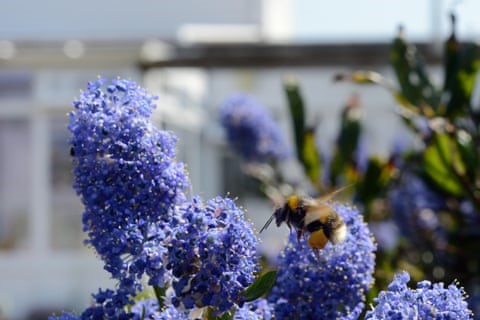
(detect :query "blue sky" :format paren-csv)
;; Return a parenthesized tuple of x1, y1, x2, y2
(293, 0, 480, 42)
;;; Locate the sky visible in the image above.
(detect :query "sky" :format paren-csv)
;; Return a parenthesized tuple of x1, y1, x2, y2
(293, 0, 480, 43)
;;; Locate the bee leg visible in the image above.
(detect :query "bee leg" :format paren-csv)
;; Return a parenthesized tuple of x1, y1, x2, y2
(296, 229, 303, 241)
(312, 249, 326, 262)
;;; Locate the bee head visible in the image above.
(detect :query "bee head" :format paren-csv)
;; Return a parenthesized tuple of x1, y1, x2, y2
(260, 205, 290, 233)
(259, 195, 303, 233)
(274, 206, 288, 227)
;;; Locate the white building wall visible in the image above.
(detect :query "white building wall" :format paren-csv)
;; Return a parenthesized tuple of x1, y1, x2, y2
(1, 0, 261, 41)
(0, 68, 139, 319)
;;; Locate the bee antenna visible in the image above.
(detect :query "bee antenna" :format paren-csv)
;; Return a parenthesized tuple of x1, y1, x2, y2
(260, 214, 275, 233)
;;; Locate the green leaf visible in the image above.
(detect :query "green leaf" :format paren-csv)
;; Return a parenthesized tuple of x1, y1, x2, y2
(390, 26, 439, 109)
(356, 157, 393, 206)
(328, 151, 346, 187)
(215, 312, 233, 320)
(337, 105, 362, 160)
(284, 77, 321, 185)
(153, 285, 166, 310)
(446, 42, 480, 118)
(284, 76, 306, 163)
(422, 132, 465, 196)
(205, 307, 233, 320)
(443, 13, 460, 116)
(244, 270, 277, 302)
(302, 129, 321, 184)
(328, 102, 363, 186)
(455, 129, 477, 180)
(442, 14, 480, 119)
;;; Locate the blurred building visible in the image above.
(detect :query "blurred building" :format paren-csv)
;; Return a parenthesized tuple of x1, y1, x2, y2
(0, 0, 454, 318)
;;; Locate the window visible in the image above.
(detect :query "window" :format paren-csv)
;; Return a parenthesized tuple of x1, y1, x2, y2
(48, 114, 84, 250)
(0, 119, 31, 251)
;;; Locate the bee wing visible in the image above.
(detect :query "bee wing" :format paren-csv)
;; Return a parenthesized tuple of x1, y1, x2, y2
(309, 185, 353, 205)
(302, 185, 352, 223)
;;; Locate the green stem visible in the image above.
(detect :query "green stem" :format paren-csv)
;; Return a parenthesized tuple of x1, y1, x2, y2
(204, 307, 233, 320)
(205, 307, 215, 320)
(153, 285, 166, 310)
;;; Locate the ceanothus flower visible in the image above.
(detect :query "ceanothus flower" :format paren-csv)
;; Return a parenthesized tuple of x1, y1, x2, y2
(69, 78, 190, 305)
(130, 299, 188, 320)
(388, 171, 447, 249)
(79, 287, 136, 319)
(49, 287, 141, 320)
(268, 203, 376, 319)
(219, 93, 289, 163)
(167, 196, 260, 315)
(365, 271, 473, 319)
(234, 299, 273, 320)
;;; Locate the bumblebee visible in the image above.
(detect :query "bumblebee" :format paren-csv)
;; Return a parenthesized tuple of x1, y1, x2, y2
(260, 189, 347, 250)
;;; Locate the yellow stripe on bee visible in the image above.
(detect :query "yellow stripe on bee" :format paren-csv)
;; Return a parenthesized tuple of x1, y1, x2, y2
(287, 195, 299, 209)
(308, 230, 328, 249)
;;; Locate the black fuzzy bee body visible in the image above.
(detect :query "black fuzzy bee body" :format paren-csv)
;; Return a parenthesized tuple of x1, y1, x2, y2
(260, 191, 348, 250)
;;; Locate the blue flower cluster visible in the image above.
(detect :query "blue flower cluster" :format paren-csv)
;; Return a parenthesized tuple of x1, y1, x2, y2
(388, 171, 447, 249)
(51, 298, 189, 320)
(268, 203, 376, 319)
(234, 299, 273, 320)
(68, 78, 190, 314)
(130, 299, 188, 320)
(167, 196, 259, 315)
(79, 287, 159, 319)
(365, 271, 473, 319)
(219, 93, 289, 163)
(49, 77, 476, 320)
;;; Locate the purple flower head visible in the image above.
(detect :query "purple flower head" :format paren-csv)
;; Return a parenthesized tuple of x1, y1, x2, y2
(388, 172, 447, 249)
(167, 196, 260, 315)
(69, 78, 190, 299)
(220, 93, 289, 163)
(365, 271, 474, 319)
(78, 285, 142, 320)
(369, 220, 400, 251)
(234, 299, 273, 320)
(268, 203, 376, 319)
(131, 299, 188, 320)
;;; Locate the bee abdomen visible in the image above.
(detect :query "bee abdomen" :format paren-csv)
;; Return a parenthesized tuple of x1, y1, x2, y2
(306, 220, 324, 233)
(308, 230, 328, 249)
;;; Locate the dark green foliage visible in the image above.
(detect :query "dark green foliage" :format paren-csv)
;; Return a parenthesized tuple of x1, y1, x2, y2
(244, 270, 277, 302)
(285, 12, 480, 315)
(284, 78, 322, 185)
(336, 14, 480, 312)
